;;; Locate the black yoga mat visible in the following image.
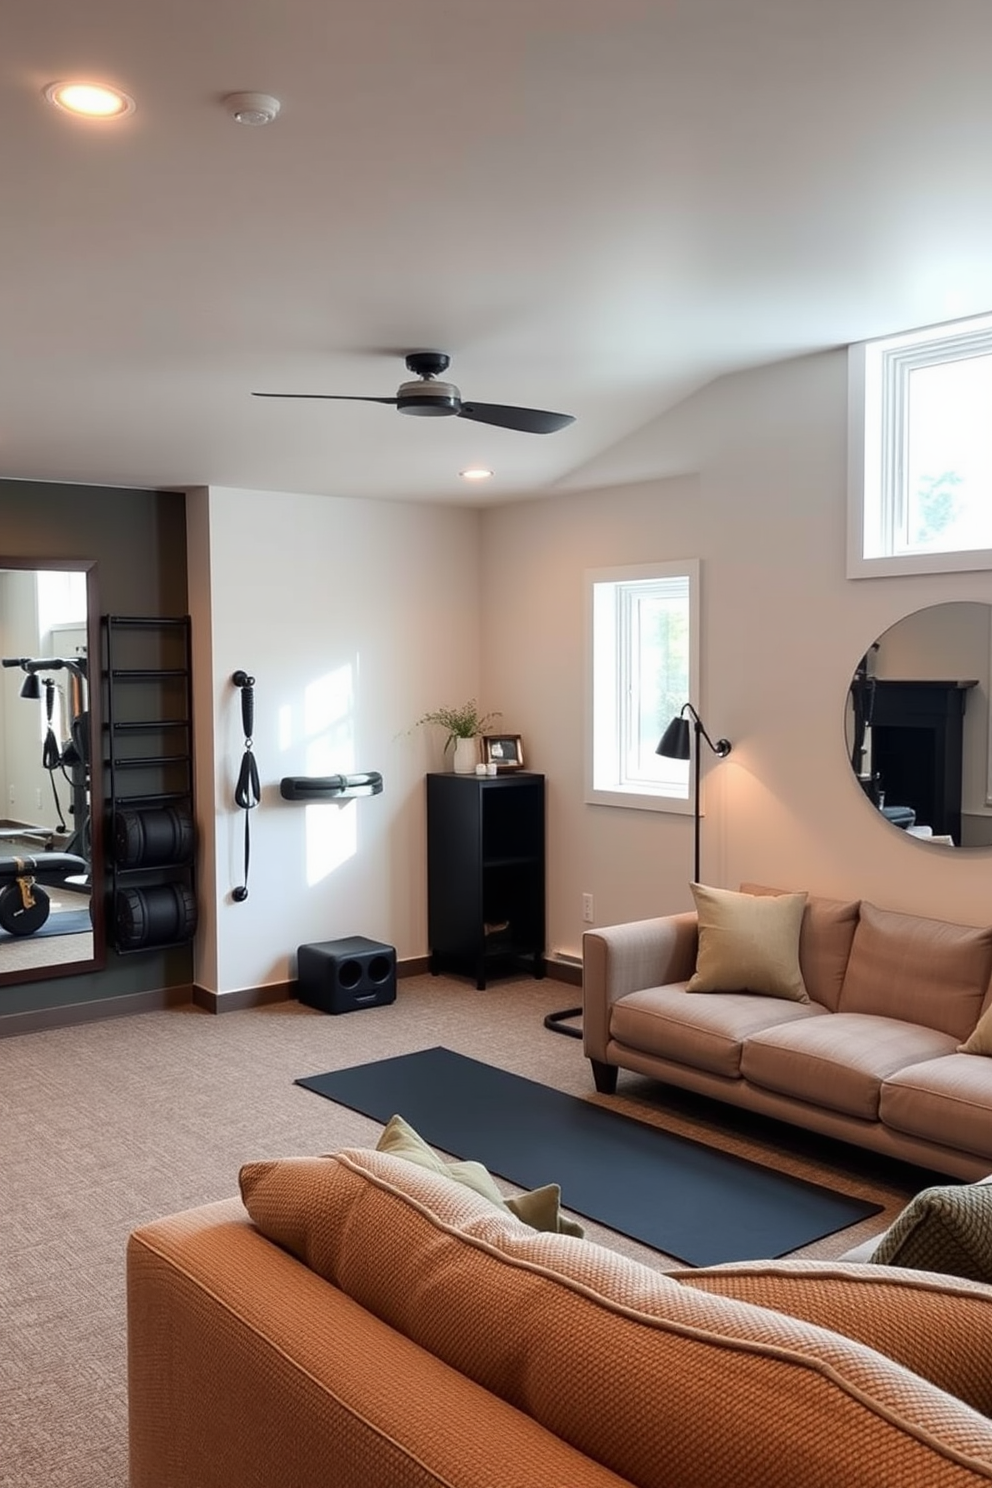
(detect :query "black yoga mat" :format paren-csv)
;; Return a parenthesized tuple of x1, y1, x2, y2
(0, 909, 92, 942)
(296, 1046, 881, 1266)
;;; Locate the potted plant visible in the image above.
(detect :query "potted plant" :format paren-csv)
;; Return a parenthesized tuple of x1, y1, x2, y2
(413, 699, 502, 773)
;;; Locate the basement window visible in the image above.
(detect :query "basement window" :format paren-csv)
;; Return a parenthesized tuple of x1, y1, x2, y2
(848, 312, 992, 577)
(585, 560, 698, 812)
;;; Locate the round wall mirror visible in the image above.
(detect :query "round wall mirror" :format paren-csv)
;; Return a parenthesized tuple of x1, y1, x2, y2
(845, 601, 992, 850)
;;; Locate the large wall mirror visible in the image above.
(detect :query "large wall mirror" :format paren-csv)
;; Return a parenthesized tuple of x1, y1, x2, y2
(0, 559, 105, 982)
(845, 600, 992, 851)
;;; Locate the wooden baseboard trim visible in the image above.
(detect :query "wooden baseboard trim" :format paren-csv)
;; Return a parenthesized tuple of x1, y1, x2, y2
(0, 984, 192, 1039)
(398, 955, 431, 978)
(2, 950, 574, 1033)
(545, 957, 583, 986)
(193, 957, 430, 1014)
(192, 981, 293, 1014)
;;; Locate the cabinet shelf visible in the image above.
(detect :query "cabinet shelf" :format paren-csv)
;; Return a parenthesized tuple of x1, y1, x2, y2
(426, 771, 545, 990)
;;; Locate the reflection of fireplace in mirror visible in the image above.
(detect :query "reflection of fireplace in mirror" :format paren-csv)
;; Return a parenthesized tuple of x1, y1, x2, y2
(862, 680, 977, 846)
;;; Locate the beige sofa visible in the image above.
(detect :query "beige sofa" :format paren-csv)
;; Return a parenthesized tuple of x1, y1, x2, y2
(127, 1147, 992, 1488)
(582, 885, 992, 1180)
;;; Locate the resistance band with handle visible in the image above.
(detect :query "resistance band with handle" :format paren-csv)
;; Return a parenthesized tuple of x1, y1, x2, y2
(232, 671, 260, 902)
(42, 679, 67, 832)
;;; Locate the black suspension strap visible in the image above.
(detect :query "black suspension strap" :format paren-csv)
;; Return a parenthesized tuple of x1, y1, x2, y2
(232, 671, 260, 903)
(41, 679, 67, 831)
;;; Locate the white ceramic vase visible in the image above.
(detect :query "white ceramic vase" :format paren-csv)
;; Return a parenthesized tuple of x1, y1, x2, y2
(452, 736, 478, 774)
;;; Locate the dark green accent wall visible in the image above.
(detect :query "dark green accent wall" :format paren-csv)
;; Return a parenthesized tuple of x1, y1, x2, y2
(0, 478, 191, 1015)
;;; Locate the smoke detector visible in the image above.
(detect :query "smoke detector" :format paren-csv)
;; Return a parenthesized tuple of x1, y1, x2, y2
(225, 92, 280, 126)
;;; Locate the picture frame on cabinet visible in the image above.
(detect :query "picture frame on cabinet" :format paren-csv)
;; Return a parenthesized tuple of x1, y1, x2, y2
(482, 734, 524, 770)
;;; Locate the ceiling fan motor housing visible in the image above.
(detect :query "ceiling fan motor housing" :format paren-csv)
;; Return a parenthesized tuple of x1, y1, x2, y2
(396, 379, 462, 417)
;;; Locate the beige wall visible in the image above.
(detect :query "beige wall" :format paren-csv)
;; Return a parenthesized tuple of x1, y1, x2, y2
(189, 485, 482, 996)
(481, 347, 992, 958)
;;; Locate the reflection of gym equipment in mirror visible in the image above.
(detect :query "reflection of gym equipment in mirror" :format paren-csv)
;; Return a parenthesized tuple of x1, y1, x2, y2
(846, 601, 992, 849)
(0, 560, 104, 982)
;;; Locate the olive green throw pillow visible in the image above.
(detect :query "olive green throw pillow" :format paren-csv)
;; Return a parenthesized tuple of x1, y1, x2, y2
(871, 1183, 992, 1284)
(687, 883, 810, 1002)
(375, 1114, 584, 1237)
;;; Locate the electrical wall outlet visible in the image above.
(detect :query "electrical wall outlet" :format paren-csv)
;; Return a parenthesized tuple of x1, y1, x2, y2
(582, 892, 594, 923)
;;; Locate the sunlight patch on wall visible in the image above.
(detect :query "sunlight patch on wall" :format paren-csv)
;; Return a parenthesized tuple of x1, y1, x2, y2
(305, 799, 358, 884)
(303, 665, 358, 888)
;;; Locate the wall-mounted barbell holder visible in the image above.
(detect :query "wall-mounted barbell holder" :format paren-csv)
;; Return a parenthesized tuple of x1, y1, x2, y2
(280, 773, 383, 801)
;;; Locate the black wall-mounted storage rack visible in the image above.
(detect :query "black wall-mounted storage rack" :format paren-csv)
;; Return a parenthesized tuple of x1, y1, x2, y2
(102, 616, 198, 953)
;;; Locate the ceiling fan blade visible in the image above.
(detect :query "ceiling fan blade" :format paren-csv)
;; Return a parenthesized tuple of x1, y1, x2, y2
(252, 392, 399, 404)
(456, 402, 575, 435)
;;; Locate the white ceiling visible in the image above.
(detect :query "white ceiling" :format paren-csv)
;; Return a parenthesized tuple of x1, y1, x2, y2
(5, 0, 992, 506)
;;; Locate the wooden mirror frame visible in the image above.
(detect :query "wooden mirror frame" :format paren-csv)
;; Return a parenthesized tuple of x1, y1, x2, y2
(0, 558, 105, 984)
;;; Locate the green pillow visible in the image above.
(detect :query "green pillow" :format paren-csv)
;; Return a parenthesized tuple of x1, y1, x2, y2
(870, 1183, 992, 1283)
(376, 1114, 584, 1237)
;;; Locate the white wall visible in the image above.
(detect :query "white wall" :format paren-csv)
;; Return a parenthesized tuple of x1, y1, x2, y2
(0, 569, 58, 831)
(188, 485, 482, 996)
(481, 348, 992, 958)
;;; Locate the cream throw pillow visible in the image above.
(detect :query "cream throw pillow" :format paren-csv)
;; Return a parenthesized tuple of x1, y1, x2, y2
(376, 1114, 584, 1236)
(959, 1003, 992, 1056)
(687, 883, 809, 1001)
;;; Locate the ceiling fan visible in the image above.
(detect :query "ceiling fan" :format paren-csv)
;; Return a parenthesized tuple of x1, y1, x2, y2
(253, 351, 575, 435)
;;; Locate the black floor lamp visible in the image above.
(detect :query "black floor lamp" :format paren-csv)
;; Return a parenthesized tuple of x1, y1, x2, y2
(656, 703, 732, 884)
(544, 702, 733, 1041)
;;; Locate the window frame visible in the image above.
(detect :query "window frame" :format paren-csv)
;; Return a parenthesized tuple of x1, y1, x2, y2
(848, 312, 992, 579)
(584, 558, 699, 814)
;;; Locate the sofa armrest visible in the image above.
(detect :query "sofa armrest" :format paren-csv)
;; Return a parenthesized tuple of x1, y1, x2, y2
(128, 1199, 631, 1488)
(582, 912, 698, 1062)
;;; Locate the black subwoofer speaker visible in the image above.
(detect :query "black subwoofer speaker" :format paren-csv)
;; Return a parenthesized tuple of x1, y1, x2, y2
(297, 936, 397, 1014)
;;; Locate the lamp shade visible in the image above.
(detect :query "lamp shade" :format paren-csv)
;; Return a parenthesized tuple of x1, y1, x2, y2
(19, 672, 41, 700)
(656, 715, 691, 760)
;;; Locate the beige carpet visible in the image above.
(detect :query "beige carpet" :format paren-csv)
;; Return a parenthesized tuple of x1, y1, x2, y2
(0, 973, 932, 1488)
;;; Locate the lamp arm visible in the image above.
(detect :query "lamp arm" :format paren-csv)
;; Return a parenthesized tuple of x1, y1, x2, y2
(682, 703, 732, 758)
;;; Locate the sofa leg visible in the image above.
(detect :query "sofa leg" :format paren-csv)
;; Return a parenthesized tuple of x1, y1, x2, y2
(590, 1059, 618, 1095)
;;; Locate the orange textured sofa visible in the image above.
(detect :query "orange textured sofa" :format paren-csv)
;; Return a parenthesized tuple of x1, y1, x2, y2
(582, 887, 992, 1180)
(127, 1147, 992, 1488)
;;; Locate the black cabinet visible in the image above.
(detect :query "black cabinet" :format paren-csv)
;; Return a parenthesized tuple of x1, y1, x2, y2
(427, 771, 545, 989)
(867, 679, 977, 844)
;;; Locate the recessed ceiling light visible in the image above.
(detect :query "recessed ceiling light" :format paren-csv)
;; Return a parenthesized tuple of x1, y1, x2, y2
(460, 467, 494, 481)
(44, 81, 135, 118)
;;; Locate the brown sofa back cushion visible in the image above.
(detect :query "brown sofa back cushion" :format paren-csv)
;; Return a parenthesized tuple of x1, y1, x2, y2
(739, 884, 860, 1011)
(240, 1148, 992, 1488)
(839, 901, 992, 1040)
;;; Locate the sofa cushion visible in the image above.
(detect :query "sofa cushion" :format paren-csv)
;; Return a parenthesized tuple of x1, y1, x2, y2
(376, 1112, 584, 1236)
(838, 901, 992, 1040)
(739, 884, 861, 1012)
(239, 1148, 992, 1487)
(611, 984, 827, 1079)
(880, 1055, 992, 1163)
(740, 1015, 958, 1121)
(870, 1183, 992, 1285)
(687, 883, 809, 1001)
(674, 1257, 992, 1418)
